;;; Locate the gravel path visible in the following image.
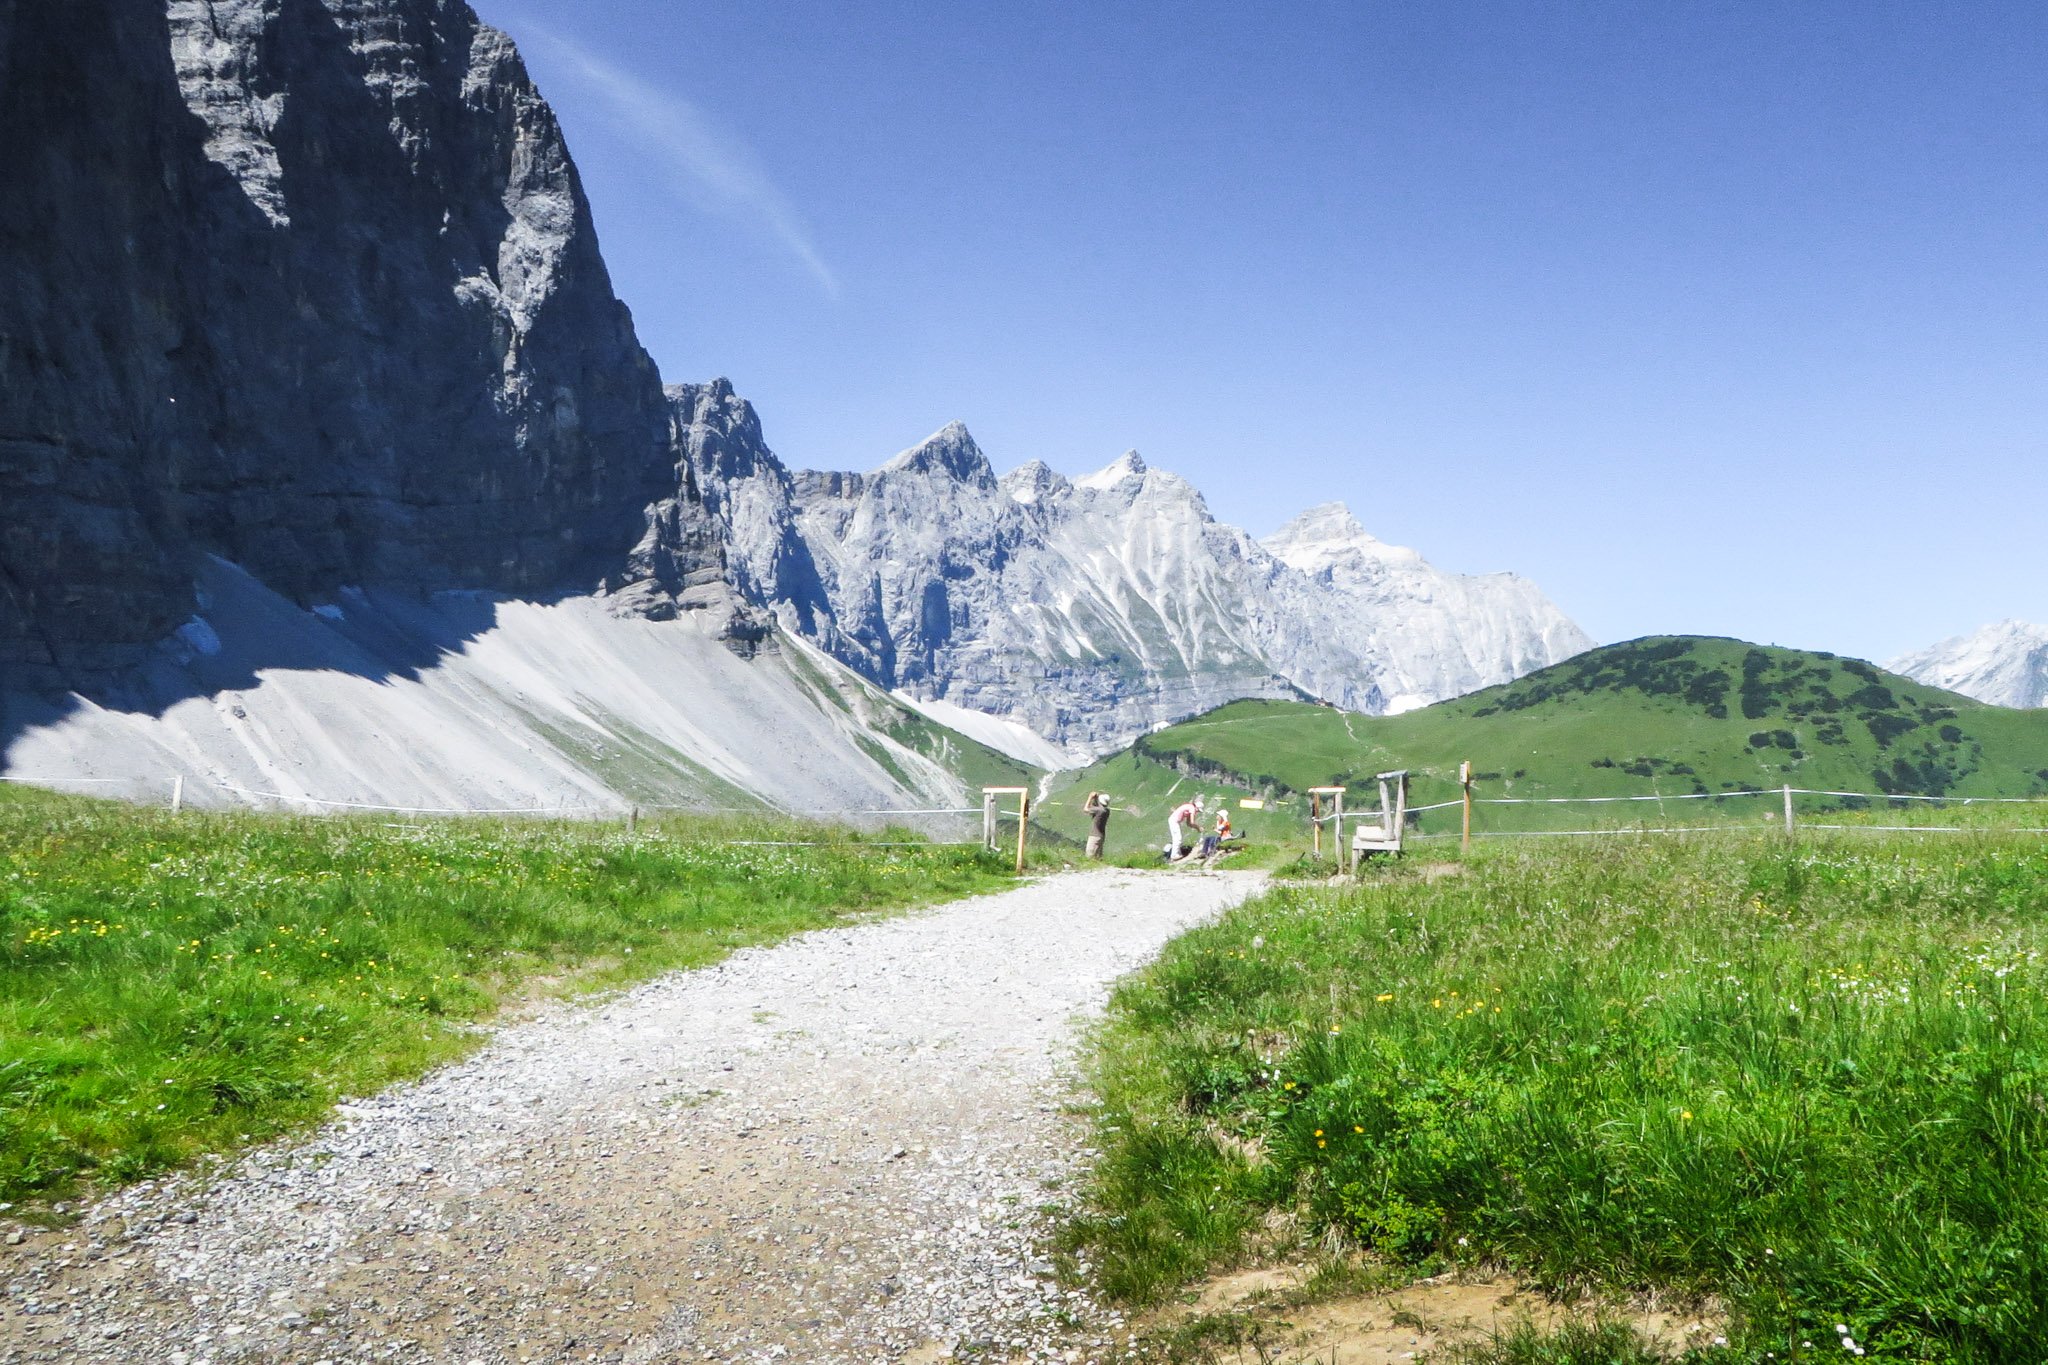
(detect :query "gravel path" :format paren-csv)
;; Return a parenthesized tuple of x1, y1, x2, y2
(0, 869, 1265, 1364)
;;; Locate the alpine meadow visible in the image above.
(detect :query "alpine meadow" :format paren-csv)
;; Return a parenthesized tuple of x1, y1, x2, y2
(3, 2, 2045, 1363)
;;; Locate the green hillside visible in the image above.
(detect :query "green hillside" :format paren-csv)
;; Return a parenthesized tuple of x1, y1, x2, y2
(1040, 636, 2048, 848)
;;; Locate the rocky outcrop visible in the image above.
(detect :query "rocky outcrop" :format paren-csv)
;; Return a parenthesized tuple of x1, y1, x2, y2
(676, 407, 1594, 753)
(1890, 621, 2048, 710)
(0, 0, 732, 692)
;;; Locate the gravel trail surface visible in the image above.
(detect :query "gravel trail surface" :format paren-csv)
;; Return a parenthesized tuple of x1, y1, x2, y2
(0, 870, 1265, 1364)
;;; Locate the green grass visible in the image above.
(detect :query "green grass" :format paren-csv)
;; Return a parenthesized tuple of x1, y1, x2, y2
(1055, 638, 2048, 839)
(1068, 832, 2048, 1363)
(1438, 1319, 1709, 1365)
(0, 788, 1013, 1203)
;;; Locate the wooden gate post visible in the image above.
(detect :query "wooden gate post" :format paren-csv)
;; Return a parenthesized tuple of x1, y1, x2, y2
(1307, 786, 1347, 863)
(983, 787, 1030, 866)
(1460, 760, 1473, 852)
(1336, 789, 1347, 873)
(1783, 784, 1795, 836)
(1015, 789, 1030, 874)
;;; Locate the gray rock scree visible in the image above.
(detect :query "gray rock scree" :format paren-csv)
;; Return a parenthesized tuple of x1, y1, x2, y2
(0, 870, 1265, 1364)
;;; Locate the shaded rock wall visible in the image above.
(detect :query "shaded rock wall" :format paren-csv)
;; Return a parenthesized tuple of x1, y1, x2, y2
(0, 0, 716, 690)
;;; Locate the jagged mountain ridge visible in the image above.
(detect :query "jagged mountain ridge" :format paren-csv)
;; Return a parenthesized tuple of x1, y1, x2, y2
(2, 0, 1586, 803)
(678, 391, 1594, 754)
(1890, 621, 2048, 710)
(0, 0, 739, 694)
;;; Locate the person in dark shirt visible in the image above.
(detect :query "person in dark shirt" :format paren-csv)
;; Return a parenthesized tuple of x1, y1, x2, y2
(1083, 791, 1112, 859)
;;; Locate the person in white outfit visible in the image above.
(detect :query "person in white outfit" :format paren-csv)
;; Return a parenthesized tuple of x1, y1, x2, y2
(1165, 795, 1205, 860)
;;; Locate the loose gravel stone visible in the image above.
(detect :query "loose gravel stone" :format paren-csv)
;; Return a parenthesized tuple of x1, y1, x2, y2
(0, 870, 1262, 1363)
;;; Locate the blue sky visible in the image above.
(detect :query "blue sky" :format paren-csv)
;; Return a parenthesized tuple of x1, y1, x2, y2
(496, 2, 2045, 664)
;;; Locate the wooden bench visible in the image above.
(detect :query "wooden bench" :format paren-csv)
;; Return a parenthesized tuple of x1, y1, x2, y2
(1350, 770, 1410, 865)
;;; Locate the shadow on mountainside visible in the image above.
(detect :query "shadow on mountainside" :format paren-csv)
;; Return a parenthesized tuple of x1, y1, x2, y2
(0, 557, 527, 766)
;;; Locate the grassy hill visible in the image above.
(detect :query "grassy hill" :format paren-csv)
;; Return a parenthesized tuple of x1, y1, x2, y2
(1038, 636, 2048, 849)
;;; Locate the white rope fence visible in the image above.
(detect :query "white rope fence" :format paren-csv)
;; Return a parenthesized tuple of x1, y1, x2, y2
(9, 771, 985, 825)
(12, 769, 2048, 849)
(1398, 784, 2048, 843)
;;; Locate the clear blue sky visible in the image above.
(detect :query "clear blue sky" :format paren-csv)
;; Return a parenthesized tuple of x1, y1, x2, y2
(495, 1, 2046, 664)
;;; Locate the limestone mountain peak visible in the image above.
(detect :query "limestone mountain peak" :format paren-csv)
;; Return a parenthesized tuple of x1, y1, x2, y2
(879, 421, 995, 488)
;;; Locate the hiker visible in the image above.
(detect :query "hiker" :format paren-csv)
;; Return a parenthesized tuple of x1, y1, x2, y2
(1165, 794, 1204, 860)
(1197, 807, 1232, 860)
(1083, 790, 1112, 860)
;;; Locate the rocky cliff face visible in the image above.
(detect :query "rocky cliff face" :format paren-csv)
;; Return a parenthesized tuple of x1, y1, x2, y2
(679, 407, 1594, 753)
(1890, 621, 2048, 710)
(0, 0, 727, 691)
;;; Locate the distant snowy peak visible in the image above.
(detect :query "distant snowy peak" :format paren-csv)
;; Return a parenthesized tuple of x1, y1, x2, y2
(1889, 621, 2048, 709)
(1075, 449, 1148, 492)
(1000, 460, 1069, 505)
(1263, 502, 1426, 576)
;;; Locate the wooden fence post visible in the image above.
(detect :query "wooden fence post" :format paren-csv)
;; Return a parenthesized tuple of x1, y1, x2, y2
(1015, 790, 1029, 875)
(171, 775, 184, 813)
(627, 805, 639, 834)
(1460, 760, 1473, 852)
(1336, 789, 1347, 873)
(1783, 784, 1795, 836)
(1307, 786, 1347, 864)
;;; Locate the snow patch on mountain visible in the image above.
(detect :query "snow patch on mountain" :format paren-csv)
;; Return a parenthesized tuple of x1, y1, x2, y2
(1888, 621, 2048, 709)
(890, 692, 1085, 771)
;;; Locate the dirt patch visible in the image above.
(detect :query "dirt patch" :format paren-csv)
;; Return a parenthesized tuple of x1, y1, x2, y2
(1154, 1263, 1723, 1363)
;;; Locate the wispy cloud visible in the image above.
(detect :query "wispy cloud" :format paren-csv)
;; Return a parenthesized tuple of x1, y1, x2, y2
(510, 19, 839, 297)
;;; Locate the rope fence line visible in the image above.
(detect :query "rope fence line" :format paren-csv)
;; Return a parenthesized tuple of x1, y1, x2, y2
(12, 768, 2048, 852)
(1369, 780, 2048, 852)
(1476, 789, 1770, 804)
(15, 771, 988, 824)
(0, 775, 127, 785)
(1801, 824, 2048, 835)
(1419, 824, 2048, 840)
(1411, 827, 1730, 840)
(1781, 789, 2048, 805)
